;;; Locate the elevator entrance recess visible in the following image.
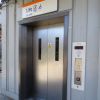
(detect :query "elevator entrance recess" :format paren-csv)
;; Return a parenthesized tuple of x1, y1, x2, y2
(33, 23, 64, 100)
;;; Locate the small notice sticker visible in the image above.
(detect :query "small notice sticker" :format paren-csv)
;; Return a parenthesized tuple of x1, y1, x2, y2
(48, 43, 52, 48)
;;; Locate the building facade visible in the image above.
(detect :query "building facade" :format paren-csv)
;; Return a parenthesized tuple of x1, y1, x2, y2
(1, 0, 100, 100)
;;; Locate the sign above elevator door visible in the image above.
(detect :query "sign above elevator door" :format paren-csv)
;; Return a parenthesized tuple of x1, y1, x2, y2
(22, 0, 58, 18)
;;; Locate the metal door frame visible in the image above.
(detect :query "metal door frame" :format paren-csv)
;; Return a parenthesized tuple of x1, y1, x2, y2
(19, 10, 69, 100)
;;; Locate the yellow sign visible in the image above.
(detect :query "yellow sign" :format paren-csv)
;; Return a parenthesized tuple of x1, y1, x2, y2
(48, 43, 52, 48)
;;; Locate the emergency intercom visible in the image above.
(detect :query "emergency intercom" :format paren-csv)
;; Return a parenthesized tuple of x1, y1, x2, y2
(72, 42, 86, 91)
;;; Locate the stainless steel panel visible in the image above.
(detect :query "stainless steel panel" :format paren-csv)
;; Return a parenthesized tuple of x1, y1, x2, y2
(33, 26, 48, 100)
(19, 26, 34, 99)
(33, 23, 64, 100)
(48, 23, 64, 100)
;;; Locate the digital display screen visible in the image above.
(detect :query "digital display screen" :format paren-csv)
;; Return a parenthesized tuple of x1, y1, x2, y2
(75, 46, 83, 50)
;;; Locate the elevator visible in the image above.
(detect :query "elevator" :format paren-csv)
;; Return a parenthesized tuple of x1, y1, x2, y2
(33, 23, 64, 100)
(19, 14, 68, 100)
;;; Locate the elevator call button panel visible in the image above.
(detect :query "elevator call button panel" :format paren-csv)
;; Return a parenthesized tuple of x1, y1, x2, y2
(72, 42, 86, 91)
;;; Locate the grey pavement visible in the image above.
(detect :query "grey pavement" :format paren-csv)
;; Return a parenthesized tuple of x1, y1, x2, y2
(0, 94, 13, 100)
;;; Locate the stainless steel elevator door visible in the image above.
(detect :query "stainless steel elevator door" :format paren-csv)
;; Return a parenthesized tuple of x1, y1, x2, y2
(33, 23, 64, 100)
(33, 26, 48, 100)
(47, 24, 64, 100)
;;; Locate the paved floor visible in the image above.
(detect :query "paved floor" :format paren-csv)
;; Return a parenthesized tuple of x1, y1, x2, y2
(0, 94, 13, 100)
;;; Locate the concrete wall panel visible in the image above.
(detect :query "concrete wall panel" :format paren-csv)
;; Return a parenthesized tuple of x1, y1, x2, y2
(1, 6, 7, 93)
(86, 0, 99, 100)
(8, 3, 15, 93)
(72, 0, 100, 100)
